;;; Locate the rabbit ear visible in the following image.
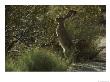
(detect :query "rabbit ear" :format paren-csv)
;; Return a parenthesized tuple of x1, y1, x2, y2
(62, 11, 75, 19)
(68, 10, 76, 15)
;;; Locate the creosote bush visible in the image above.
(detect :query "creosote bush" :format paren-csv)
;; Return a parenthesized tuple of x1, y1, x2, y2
(6, 48, 68, 71)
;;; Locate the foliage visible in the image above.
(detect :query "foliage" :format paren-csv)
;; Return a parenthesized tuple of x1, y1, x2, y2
(6, 48, 68, 71)
(5, 5, 105, 52)
(5, 5, 106, 71)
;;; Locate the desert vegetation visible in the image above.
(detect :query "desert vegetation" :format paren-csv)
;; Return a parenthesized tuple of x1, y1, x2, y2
(5, 5, 106, 72)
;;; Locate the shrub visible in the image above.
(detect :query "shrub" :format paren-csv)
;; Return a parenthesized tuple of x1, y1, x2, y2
(5, 48, 68, 71)
(75, 38, 100, 62)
